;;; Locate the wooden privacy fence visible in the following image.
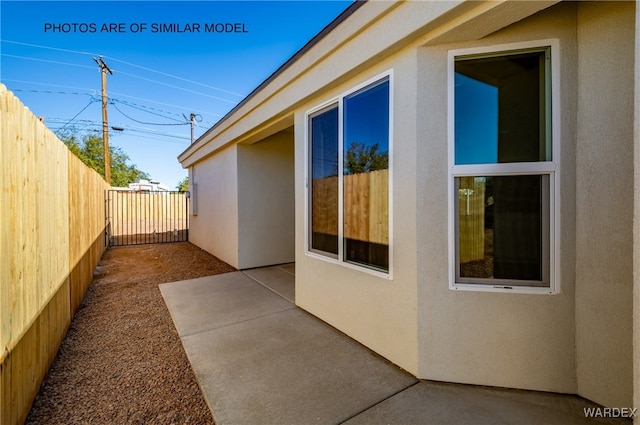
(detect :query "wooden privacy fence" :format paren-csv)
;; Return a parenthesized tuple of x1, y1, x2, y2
(1, 84, 110, 425)
(312, 169, 389, 244)
(458, 176, 486, 263)
(106, 190, 189, 246)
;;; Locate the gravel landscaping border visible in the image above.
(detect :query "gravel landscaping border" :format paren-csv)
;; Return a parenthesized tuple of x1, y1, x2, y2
(26, 242, 236, 424)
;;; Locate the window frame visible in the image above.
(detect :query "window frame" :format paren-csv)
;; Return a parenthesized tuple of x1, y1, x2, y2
(447, 40, 560, 294)
(305, 70, 394, 279)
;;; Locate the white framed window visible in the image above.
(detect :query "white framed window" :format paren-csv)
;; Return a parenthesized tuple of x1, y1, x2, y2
(448, 40, 560, 294)
(306, 72, 393, 277)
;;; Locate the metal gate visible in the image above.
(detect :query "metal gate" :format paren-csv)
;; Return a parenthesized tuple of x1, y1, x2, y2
(105, 190, 189, 246)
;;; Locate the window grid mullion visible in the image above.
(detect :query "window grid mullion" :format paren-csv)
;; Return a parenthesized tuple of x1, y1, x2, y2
(337, 96, 344, 263)
(451, 162, 556, 176)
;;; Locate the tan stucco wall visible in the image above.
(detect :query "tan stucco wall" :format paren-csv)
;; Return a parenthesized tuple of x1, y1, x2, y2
(412, 1, 635, 406)
(294, 51, 420, 375)
(417, 3, 578, 394)
(237, 131, 295, 269)
(574, 1, 635, 408)
(181, 0, 636, 408)
(296, 2, 635, 403)
(189, 145, 240, 268)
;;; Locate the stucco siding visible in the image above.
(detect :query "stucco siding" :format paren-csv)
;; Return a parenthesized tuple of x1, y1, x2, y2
(575, 1, 635, 408)
(417, 3, 579, 394)
(237, 131, 295, 269)
(180, 0, 637, 410)
(294, 51, 420, 376)
(189, 145, 240, 268)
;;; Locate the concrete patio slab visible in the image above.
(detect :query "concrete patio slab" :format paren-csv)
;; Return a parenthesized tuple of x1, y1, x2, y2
(242, 264, 295, 302)
(159, 272, 294, 337)
(181, 308, 417, 425)
(279, 263, 295, 275)
(343, 381, 622, 425)
(161, 267, 632, 425)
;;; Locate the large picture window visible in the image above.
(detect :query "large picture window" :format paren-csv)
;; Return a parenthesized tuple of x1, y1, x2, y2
(449, 41, 558, 292)
(307, 74, 391, 274)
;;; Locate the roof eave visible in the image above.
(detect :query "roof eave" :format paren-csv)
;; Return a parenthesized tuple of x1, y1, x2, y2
(178, 0, 365, 165)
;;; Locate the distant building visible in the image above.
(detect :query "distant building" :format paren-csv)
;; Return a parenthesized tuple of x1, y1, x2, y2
(124, 179, 169, 192)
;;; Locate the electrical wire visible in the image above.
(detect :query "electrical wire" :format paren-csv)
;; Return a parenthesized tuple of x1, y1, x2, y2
(12, 88, 93, 97)
(9, 88, 212, 127)
(109, 90, 221, 119)
(46, 119, 191, 144)
(1, 40, 96, 56)
(1, 39, 246, 99)
(1, 53, 95, 69)
(113, 69, 239, 104)
(105, 56, 244, 97)
(54, 98, 99, 135)
(3, 80, 219, 119)
(111, 98, 184, 123)
(111, 101, 189, 126)
(2, 79, 96, 94)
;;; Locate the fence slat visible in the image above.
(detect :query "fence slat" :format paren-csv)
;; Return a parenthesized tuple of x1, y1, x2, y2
(106, 190, 189, 246)
(312, 169, 389, 245)
(1, 84, 109, 424)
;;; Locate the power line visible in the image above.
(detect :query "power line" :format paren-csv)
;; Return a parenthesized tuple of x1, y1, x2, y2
(9, 88, 214, 128)
(54, 98, 99, 136)
(2, 39, 246, 98)
(5, 54, 238, 103)
(3, 78, 222, 120)
(4, 51, 241, 104)
(12, 88, 93, 97)
(108, 91, 221, 120)
(111, 101, 188, 126)
(106, 56, 244, 97)
(119, 128, 190, 143)
(47, 122, 191, 144)
(111, 98, 184, 122)
(2, 79, 96, 94)
(113, 69, 240, 104)
(45, 118, 191, 142)
(1, 53, 95, 69)
(1, 39, 96, 56)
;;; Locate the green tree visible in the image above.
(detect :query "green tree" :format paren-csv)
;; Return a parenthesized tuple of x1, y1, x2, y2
(344, 142, 388, 175)
(62, 133, 150, 187)
(176, 176, 189, 192)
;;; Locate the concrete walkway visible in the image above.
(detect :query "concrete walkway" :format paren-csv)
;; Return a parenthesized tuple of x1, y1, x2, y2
(160, 265, 629, 425)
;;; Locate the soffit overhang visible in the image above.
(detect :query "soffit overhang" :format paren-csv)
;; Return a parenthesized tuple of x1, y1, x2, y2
(178, 0, 559, 168)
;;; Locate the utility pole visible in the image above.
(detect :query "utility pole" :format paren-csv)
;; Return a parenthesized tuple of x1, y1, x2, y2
(190, 113, 196, 144)
(94, 56, 113, 184)
(184, 113, 197, 144)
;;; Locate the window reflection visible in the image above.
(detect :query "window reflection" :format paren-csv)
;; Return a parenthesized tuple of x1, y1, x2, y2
(310, 106, 339, 256)
(455, 51, 549, 165)
(457, 175, 547, 285)
(343, 79, 390, 271)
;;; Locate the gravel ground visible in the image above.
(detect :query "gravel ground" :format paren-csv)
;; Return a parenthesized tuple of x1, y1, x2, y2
(26, 242, 236, 425)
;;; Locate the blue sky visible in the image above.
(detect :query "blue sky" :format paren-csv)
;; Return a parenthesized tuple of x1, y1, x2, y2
(1, 0, 351, 188)
(454, 73, 498, 165)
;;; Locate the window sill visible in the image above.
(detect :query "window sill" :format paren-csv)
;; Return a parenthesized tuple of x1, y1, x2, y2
(450, 282, 558, 295)
(305, 250, 393, 281)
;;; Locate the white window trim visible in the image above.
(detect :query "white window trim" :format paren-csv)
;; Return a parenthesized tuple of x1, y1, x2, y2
(447, 39, 561, 295)
(304, 70, 394, 280)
